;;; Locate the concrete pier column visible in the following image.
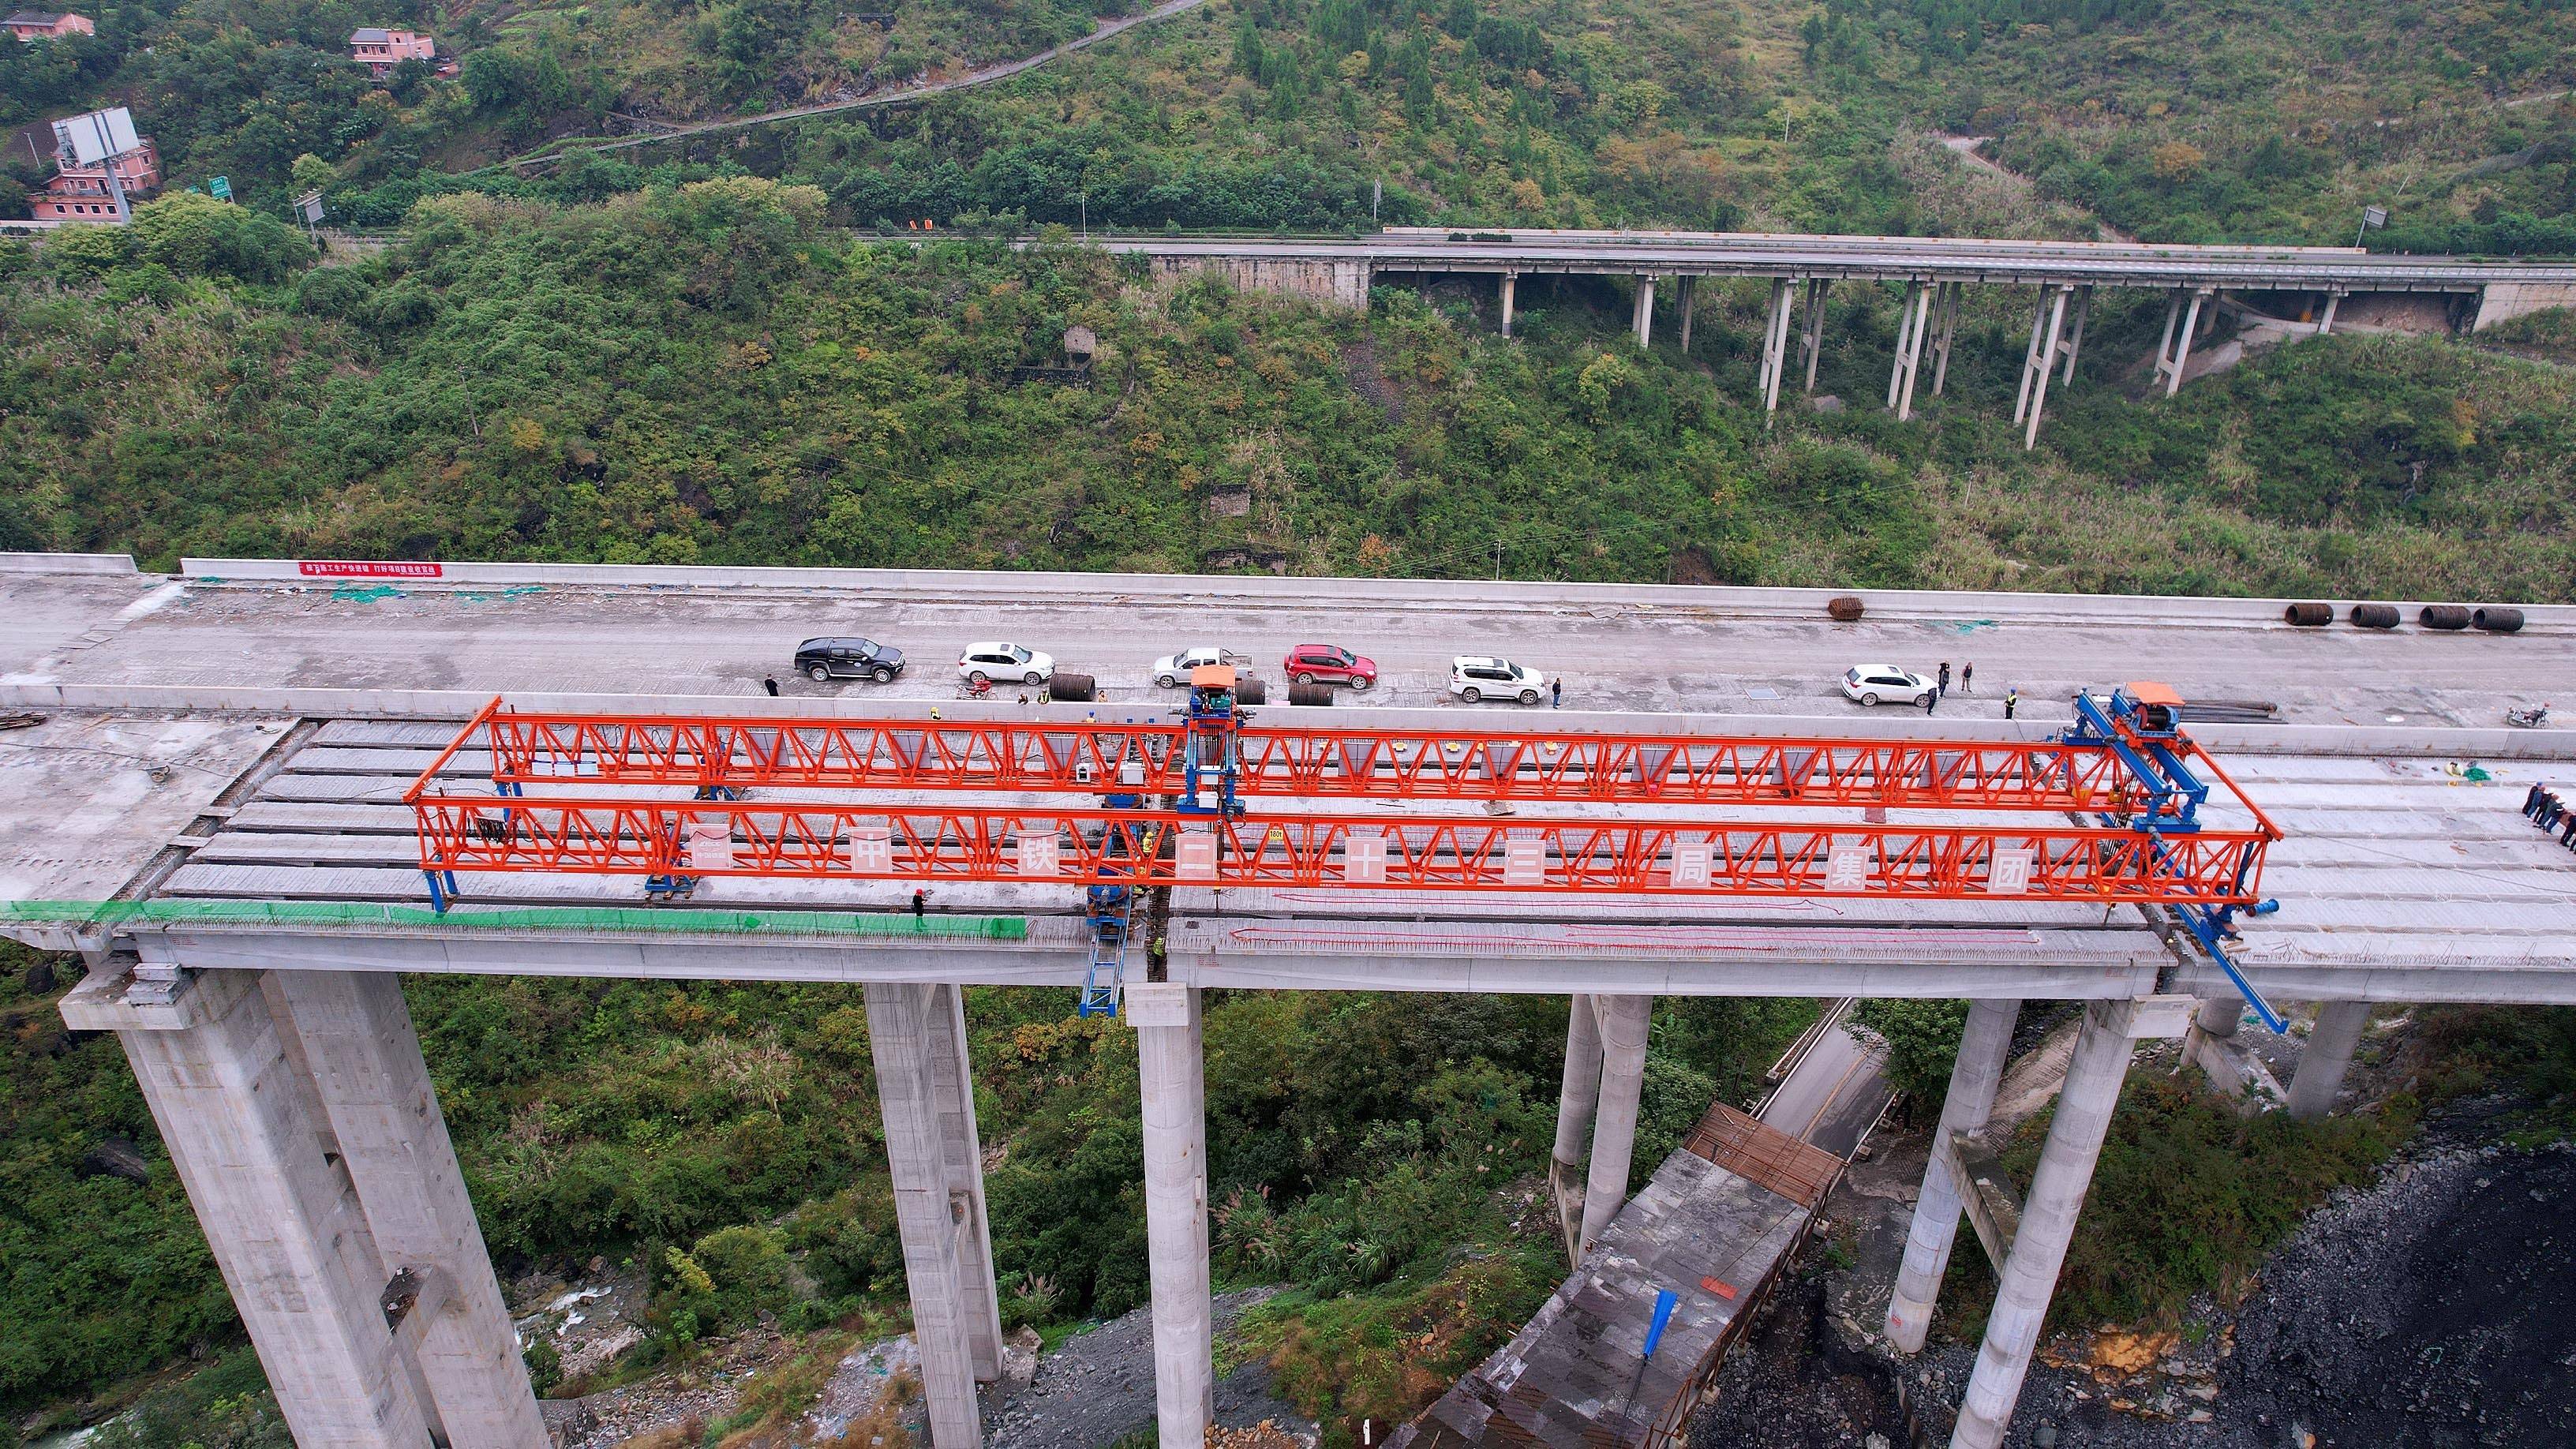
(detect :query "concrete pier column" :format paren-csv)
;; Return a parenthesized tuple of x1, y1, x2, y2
(1677, 275, 1696, 351)
(2162, 289, 2209, 397)
(1891, 280, 1934, 420)
(1801, 277, 1830, 391)
(1631, 275, 1656, 348)
(866, 982, 997, 1449)
(2317, 289, 2342, 335)
(1885, 997, 2021, 1354)
(1886, 282, 1919, 410)
(2058, 285, 2091, 384)
(1930, 280, 1960, 396)
(2020, 286, 2071, 451)
(2286, 1000, 2372, 1121)
(1128, 983, 1214, 1449)
(1952, 999, 2139, 1449)
(1758, 277, 1797, 418)
(69, 969, 434, 1449)
(2193, 997, 2243, 1039)
(1549, 994, 1605, 1260)
(1500, 271, 1517, 337)
(1578, 994, 1653, 1256)
(274, 972, 548, 1448)
(2012, 290, 2050, 425)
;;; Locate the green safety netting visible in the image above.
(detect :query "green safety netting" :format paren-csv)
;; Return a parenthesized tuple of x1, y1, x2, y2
(0, 899, 1027, 938)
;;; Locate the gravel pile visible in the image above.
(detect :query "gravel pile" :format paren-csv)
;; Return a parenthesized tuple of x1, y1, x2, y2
(1694, 1101, 2576, 1449)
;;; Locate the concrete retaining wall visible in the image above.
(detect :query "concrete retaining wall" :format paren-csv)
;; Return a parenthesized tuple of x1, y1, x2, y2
(2473, 282, 2576, 331)
(5, 683, 2569, 760)
(166, 556, 2576, 628)
(0, 551, 138, 575)
(1148, 255, 1372, 309)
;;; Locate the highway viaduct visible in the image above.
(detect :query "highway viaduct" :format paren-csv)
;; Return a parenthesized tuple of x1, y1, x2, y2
(1091, 227, 2576, 446)
(6, 554, 2575, 1449)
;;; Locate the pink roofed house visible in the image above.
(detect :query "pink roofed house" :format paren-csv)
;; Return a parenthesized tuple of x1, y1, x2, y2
(348, 26, 445, 78)
(5, 10, 95, 40)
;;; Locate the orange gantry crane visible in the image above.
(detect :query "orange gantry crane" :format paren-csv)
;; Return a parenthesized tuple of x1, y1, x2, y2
(406, 683, 2285, 1024)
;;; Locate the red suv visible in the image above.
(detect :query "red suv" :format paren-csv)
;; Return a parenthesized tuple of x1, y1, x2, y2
(1282, 643, 1377, 690)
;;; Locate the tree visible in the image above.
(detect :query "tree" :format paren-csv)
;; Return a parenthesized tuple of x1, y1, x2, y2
(290, 153, 335, 194)
(129, 192, 314, 283)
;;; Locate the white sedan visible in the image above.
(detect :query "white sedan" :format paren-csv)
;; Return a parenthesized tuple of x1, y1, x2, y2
(1841, 664, 1934, 706)
(959, 641, 1054, 685)
(1151, 646, 1250, 687)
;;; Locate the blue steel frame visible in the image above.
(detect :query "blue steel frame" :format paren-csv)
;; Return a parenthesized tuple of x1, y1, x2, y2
(2064, 688, 2286, 1032)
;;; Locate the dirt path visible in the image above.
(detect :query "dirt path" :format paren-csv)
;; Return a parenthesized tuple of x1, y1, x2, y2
(504, 0, 1205, 169)
(1937, 135, 2138, 243)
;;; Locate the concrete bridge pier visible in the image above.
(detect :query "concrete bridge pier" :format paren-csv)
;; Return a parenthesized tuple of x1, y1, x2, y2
(1887, 279, 1934, 419)
(1677, 275, 1697, 351)
(865, 982, 1006, 1449)
(1544, 994, 1655, 1262)
(62, 967, 448, 1448)
(1128, 983, 1215, 1449)
(272, 971, 551, 1448)
(1548, 991, 1605, 1256)
(1581, 994, 1654, 1256)
(2152, 287, 2213, 397)
(1951, 998, 2148, 1449)
(1801, 277, 1831, 392)
(1929, 279, 1961, 397)
(1631, 275, 1657, 348)
(1500, 271, 1517, 336)
(1754, 277, 1797, 420)
(2286, 1000, 2372, 1120)
(2013, 285, 2074, 450)
(1883, 997, 2021, 1354)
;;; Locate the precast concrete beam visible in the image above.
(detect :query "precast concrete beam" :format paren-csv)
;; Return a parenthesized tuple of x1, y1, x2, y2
(68, 968, 435, 1449)
(1578, 994, 1653, 1256)
(272, 971, 547, 1448)
(2286, 999, 2372, 1120)
(1885, 997, 2020, 1354)
(865, 982, 994, 1449)
(1128, 982, 1214, 1449)
(1950, 998, 2140, 1449)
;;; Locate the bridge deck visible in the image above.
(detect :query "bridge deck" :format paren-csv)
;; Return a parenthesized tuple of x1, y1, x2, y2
(4, 701, 2571, 1004)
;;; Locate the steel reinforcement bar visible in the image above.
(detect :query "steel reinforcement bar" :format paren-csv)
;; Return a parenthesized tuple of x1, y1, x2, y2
(412, 798, 2271, 904)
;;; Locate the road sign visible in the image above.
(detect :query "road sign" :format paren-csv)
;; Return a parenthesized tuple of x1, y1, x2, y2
(2362, 204, 2388, 228)
(295, 189, 326, 226)
(208, 175, 231, 201)
(53, 107, 138, 166)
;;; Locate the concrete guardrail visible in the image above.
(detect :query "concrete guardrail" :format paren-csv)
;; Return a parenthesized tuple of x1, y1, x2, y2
(164, 556, 2576, 629)
(0, 552, 139, 575)
(2, 683, 2569, 760)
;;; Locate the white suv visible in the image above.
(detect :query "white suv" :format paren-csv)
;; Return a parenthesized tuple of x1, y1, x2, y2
(1841, 664, 1933, 706)
(959, 642, 1054, 685)
(1451, 656, 1544, 705)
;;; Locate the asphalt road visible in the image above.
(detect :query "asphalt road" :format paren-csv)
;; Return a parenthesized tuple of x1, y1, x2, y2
(1, 574, 2554, 730)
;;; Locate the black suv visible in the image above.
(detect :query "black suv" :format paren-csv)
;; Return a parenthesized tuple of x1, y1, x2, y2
(794, 637, 905, 683)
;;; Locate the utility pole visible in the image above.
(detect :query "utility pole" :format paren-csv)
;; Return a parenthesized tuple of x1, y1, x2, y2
(1078, 192, 1088, 241)
(1372, 178, 1381, 224)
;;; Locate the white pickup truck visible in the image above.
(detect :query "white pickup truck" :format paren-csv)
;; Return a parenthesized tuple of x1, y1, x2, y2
(1150, 646, 1251, 687)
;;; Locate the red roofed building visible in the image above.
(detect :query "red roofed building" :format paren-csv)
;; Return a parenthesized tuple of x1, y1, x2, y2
(29, 134, 159, 222)
(5, 9, 95, 40)
(349, 27, 449, 78)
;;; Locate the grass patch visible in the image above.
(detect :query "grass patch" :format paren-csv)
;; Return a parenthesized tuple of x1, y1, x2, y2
(1238, 1246, 1563, 1449)
(1991, 1069, 2415, 1331)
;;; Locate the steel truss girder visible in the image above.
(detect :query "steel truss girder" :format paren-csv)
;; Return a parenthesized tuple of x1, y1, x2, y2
(447, 706, 2204, 817)
(411, 798, 2271, 904)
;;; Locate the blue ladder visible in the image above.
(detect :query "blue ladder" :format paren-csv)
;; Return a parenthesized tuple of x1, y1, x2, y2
(1080, 882, 1132, 1018)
